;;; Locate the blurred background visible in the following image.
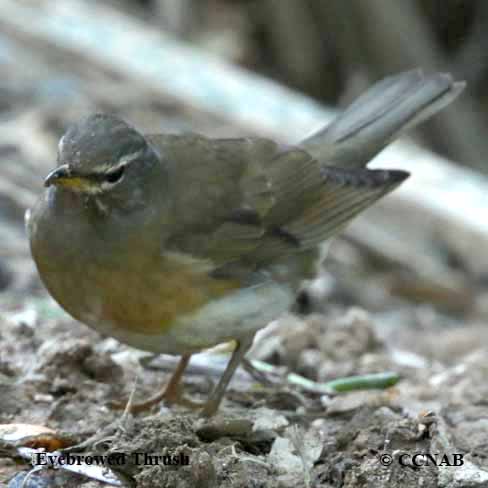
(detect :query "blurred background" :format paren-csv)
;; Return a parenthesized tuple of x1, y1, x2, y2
(135, 0, 487, 168)
(2, 1, 488, 486)
(2, 0, 487, 317)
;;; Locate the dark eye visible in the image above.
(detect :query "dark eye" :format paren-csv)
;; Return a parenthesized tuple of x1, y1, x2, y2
(105, 166, 125, 184)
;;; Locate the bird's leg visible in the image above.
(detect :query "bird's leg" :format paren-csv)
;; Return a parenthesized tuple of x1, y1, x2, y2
(117, 354, 202, 413)
(200, 335, 254, 417)
(157, 354, 192, 404)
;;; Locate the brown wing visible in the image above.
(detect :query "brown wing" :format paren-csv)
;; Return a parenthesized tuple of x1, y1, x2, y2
(147, 133, 408, 273)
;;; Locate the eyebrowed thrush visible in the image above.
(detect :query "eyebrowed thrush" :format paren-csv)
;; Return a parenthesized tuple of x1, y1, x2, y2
(27, 70, 464, 416)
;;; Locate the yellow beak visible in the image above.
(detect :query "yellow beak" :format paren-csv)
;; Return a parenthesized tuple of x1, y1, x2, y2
(44, 165, 92, 192)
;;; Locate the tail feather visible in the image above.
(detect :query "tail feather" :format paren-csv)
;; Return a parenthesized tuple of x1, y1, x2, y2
(301, 69, 465, 168)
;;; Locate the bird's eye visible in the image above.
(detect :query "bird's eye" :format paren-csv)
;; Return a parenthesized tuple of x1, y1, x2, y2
(105, 166, 125, 184)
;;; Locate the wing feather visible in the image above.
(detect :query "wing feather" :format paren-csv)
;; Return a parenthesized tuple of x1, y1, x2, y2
(149, 134, 408, 276)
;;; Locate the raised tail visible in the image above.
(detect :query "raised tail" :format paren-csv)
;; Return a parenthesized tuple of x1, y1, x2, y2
(301, 69, 465, 169)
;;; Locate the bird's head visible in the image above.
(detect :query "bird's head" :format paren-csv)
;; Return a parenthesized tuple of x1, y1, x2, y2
(45, 113, 164, 212)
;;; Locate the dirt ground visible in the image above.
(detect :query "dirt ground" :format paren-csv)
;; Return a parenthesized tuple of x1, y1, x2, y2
(2, 15, 488, 488)
(3, 267, 488, 487)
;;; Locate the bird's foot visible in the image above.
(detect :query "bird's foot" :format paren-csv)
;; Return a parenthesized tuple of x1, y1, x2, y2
(112, 382, 203, 413)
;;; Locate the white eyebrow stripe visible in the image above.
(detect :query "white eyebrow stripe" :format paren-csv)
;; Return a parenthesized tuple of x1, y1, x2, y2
(91, 148, 144, 174)
(58, 134, 66, 153)
(118, 148, 144, 166)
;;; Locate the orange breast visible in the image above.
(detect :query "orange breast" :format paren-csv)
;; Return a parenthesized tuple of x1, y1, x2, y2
(41, 251, 240, 336)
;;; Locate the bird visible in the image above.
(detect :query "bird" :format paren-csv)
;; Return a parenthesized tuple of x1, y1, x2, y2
(26, 70, 464, 416)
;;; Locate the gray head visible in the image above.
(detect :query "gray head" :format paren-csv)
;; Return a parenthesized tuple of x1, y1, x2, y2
(45, 114, 164, 211)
